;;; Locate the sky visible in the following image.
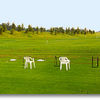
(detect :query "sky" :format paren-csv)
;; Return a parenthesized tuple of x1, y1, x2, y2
(0, 0, 100, 31)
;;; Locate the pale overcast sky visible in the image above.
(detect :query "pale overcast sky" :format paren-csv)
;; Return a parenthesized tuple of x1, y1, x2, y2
(0, 0, 100, 31)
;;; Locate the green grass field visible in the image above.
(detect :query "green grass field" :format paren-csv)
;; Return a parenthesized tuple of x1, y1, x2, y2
(0, 32, 100, 94)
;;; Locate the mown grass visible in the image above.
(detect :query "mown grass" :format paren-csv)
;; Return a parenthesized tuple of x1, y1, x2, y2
(0, 32, 100, 94)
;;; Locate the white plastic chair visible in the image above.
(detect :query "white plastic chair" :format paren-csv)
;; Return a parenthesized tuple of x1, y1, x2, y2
(24, 57, 36, 69)
(59, 57, 70, 71)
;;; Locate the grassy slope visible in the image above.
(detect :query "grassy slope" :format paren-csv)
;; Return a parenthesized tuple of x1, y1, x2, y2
(0, 31, 100, 94)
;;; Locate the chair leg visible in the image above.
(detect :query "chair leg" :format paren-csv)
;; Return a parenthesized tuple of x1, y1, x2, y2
(69, 63, 70, 70)
(60, 63, 62, 70)
(30, 62, 32, 69)
(33, 62, 36, 68)
(24, 62, 27, 69)
(26, 62, 28, 68)
(66, 63, 68, 71)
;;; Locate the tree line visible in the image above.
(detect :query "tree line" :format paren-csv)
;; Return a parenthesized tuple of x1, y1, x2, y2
(0, 22, 95, 35)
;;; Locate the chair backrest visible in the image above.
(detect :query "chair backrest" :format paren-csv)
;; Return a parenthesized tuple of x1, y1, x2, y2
(31, 58, 35, 62)
(24, 57, 31, 62)
(59, 57, 69, 62)
(24, 57, 34, 62)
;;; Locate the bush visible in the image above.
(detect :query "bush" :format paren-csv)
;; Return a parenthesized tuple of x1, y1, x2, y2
(10, 29, 15, 34)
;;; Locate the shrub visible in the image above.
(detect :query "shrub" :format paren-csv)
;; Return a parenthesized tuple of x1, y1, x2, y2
(10, 29, 15, 34)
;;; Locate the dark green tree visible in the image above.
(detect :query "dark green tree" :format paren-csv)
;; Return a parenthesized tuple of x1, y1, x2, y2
(36, 27, 39, 34)
(17, 25, 22, 32)
(81, 30, 85, 34)
(28, 25, 33, 32)
(2, 23, 7, 32)
(67, 27, 71, 34)
(89, 29, 92, 34)
(6, 22, 10, 30)
(0, 26, 3, 35)
(58, 27, 64, 33)
(54, 27, 58, 35)
(50, 28, 54, 34)
(71, 27, 75, 35)
(12, 23, 16, 30)
(76, 27, 80, 34)
(25, 28, 29, 33)
(40, 27, 44, 33)
(21, 24, 24, 30)
(65, 28, 68, 34)
(92, 30, 95, 34)
(84, 28, 87, 35)
(43, 28, 46, 32)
